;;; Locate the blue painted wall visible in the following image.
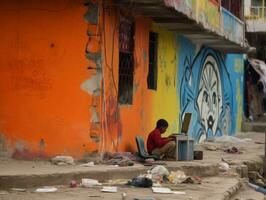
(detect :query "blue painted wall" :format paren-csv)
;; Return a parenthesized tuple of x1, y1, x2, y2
(177, 35, 243, 142)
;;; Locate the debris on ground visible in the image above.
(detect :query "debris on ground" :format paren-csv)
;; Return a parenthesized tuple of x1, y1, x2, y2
(144, 158, 155, 166)
(127, 176, 153, 188)
(101, 186, 117, 193)
(224, 146, 242, 154)
(151, 187, 186, 195)
(51, 156, 74, 165)
(79, 161, 94, 167)
(121, 192, 127, 200)
(151, 187, 172, 194)
(104, 155, 134, 167)
(107, 179, 130, 185)
(168, 170, 202, 184)
(35, 186, 58, 193)
(11, 188, 26, 192)
(168, 170, 186, 184)
(81, 178, 102, 187)
(150, 165, 169, 182)
(70, 180, 78, 188)
(219, 162, 230, 172)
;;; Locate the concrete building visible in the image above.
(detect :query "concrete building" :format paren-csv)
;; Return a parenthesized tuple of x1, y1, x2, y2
(245, 0, 266, 61)
(0, 0, 247, 159)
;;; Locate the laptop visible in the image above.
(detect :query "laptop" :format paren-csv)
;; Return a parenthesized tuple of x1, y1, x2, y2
(172, 113, 192, 136)
(181, 113, 192, 135)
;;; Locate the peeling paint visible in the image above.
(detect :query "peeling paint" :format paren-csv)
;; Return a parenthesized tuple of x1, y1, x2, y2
(90, 106, 100, 123)
(81, 73, 102, 95)
(83, 1, 99, 25)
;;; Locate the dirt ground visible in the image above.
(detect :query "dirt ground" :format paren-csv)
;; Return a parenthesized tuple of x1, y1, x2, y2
(0, 176, 264, 200)
(0, 132, 266, 200)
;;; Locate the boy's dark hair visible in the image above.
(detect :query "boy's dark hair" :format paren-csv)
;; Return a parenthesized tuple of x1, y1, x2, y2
(156, 119, 168, 128)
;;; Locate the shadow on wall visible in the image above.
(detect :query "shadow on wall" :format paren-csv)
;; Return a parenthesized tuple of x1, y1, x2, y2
(180, 47, 233, 142)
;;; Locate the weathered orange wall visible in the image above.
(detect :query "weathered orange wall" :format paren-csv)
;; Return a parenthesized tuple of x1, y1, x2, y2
(0, 0, 93, 158)
(0, 0, 177, 158)
(99, 6, 154, 153)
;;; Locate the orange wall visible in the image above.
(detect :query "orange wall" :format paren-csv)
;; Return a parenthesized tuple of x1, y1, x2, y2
(0, 1, 177, 159)
(99, 6, 154, 153)
(0, 0, 93, 158)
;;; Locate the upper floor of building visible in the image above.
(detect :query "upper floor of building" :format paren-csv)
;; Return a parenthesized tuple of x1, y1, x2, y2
(115, 0, 247, 53)
(245, 0, 266, 32)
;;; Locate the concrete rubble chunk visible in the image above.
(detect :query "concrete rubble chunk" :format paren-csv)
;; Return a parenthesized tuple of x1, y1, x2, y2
(51, 156, 74, 165)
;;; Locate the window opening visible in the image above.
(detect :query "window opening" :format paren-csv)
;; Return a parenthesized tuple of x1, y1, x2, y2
(118, 15, 135, 104)
(147, 32, 158, 90)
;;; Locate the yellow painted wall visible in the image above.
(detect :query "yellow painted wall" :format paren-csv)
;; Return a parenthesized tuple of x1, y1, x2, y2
(150, 24, 180, 136)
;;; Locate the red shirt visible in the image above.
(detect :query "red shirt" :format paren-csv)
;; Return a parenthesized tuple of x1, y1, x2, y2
(147, 128, 169, 154)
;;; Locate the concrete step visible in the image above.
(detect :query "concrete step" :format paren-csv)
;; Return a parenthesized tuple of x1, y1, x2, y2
(242, 121, 266, 132)
(0, 176, 243, 200)
(0, 159, 219, 189)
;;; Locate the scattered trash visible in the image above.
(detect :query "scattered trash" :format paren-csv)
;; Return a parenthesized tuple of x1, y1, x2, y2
(51, 156, 74, 165)
(107, 179, 130, 185)
(104, 155, 134, 167)
(35, 187, 58, 193)
(128, 176, 153, 188)
(152, 187, 172, 194)
(101, 186, 117, 193)
(121, 192, 127, 200)
(224, 146, 242, 154)
(168, 170, 187, 184)
(70, 180, 78, 188)
(11, 188, 26, 192)
(150, 165, 169, 182)
(79, 161, 94, 167)
(152, 187, 186, 195)
(144, 158, 155, 166)
(219, 162, 230, 172)
(173, 191, 186, 195)
(81, 179, 102, 187)
(168, 170, 202, 184)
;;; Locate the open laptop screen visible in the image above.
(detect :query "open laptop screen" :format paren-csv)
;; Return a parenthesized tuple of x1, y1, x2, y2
(181, 113, 192, 134)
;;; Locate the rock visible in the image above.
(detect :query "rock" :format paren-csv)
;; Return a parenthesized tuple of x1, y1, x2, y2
(51, 156, 74, 165)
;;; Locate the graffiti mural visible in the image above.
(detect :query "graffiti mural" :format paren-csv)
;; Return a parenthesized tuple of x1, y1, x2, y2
(180, 47, 233, 142)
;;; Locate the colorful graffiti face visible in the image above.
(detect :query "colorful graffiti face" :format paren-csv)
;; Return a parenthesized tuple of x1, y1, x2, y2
(180, 47, 233, 142)
(196, 55, 222, 141)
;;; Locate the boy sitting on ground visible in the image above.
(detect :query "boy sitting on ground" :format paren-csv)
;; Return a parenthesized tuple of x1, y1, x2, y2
(147, 119, 176, 159)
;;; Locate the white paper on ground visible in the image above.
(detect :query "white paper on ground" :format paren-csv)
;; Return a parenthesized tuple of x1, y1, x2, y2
(11, 188, 26, 192)
(79, 161, 94, 167)
(81, 179, 102, 187)
(35, 187, 57, 193)
(173, 191, 186, 195)
(101, 186, 117, 193)
(152, 187, 172, 194)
